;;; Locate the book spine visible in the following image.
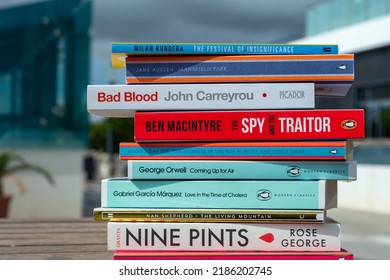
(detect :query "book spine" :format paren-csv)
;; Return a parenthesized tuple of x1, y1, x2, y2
(100, 179, 337, 209)
(93, 208, 325, 223)
(113, 248, 352, 260)
(134, 109, 365, 142)
(127, 160, 357, 181)
(87, 83, 315, 117)
(119, 141, 351, 161)
(107, 221, 341, 251)
(112, 43, 338, 68)
(113, 253, 353, 260)
(125, 54, 354, 84)
(112, 42, 338, 55)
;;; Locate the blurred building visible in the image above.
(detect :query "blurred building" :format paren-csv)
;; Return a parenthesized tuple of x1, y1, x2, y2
(0, 0, 90, 147)
(292, 0, 390, 215)
(292, 0, 390, 138)
(0, 0, 92, 218)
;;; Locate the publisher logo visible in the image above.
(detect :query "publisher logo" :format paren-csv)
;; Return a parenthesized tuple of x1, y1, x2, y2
(257, 189, 271, 201)
(279, 90, 305, 99)
(286, 166, 301, 177)
(338, 64, 347, 70)
(259, 233, 274, 243)
(341, 119, 357, 130)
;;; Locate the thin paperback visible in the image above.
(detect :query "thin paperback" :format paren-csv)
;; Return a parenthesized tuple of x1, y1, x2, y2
(119, 141, 354, 161)
(93, 207, 326, 223)
(113, 249, 353, 260)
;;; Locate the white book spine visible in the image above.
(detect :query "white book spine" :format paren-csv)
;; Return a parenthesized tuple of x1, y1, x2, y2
(87, 83, 315, 117)
(107, 221, 340, 251)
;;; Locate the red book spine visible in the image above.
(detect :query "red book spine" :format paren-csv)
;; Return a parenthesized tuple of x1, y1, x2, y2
(114, 255, 354, 260)
(134, 109, 365, 142)
(113, 250, 354, 260)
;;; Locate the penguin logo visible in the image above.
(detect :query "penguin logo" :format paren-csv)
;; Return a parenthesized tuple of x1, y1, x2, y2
(257, 189, 271, 201)
(286, 166, 301, 177)
(341, 119, 357, 130)
(338, 64, 347, 70)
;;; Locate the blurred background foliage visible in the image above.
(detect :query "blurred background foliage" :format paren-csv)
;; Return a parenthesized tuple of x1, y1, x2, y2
(89, 118, 134, 153)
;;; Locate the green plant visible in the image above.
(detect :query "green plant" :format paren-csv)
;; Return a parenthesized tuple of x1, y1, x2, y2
(0, 151, 55, 197)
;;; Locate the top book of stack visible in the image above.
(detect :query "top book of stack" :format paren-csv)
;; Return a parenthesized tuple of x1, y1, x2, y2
(111, 42, 339, 68)
(113, 42, 353, 97)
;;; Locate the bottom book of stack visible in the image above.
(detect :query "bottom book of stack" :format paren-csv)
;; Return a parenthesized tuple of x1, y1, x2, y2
(113, 249, 354, 260)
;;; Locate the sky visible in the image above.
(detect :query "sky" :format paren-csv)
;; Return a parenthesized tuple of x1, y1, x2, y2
(0, 0, 320, 84)
(91, 0, 319, 84)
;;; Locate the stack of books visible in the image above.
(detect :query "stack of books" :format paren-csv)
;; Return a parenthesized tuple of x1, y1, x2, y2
(87, 42, 365, 260)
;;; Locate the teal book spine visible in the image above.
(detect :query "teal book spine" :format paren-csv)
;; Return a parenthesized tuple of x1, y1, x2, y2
(101, 179, 337, 210)
(112, 42, 338, 55)
(119, 141, 352, 161)
(127, 160, 357, 181)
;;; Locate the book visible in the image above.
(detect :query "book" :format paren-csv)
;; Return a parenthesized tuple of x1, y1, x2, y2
(93, 207, 326, 223)
(125, 54, 354, 97)
(101, 178, 337, 209)
(113, 249, 353, 260)
(111, 42, 339, 68)
(119, 141, 353, 161)
(87, 83, 315, 117)
(127, 160, 357, 181)
(134, 109, 365, 142)
(107, 219, 341, 251)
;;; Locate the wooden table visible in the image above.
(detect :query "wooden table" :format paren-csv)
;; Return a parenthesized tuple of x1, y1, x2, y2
(2, 209, 390, 260)
(0, 218, 113, 260)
